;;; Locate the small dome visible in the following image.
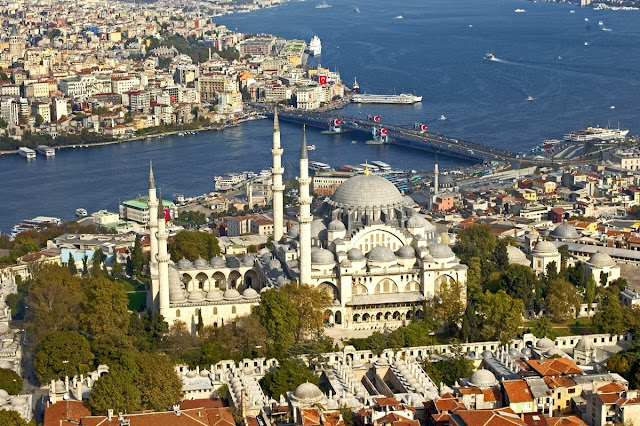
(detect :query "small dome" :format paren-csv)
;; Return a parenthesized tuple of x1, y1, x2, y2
(242, 288, 259, 298)
(550, 223, 580, 240)
(407, 215, 426, 228)
(328, 220, 346, 232)
(396, 245, 416, 258)
(587, 251, 615, 268)
(210, 257, 225, 268)
(575, 337, 594, 351)
(193, 257, 208, 268)
(532, 241, 558, 255)
(481, 350, 494, 359)
(226, 256, 241, 268)
(347, 248, 365, 261)
(206, 290, 223, 301)
(312, 249, 335, 265)
(292, 382, 324, 403)
(546, 347, 565, 357)
(288, 225, 300, 238)
(428, 243, 454, 259)
(468, 369, 498, 388)
(188, 290, 205, 301)
(367, 246, 396, 262)
(311, 219, 327, 239)
(536, 337, 555, 349)
(223, 289, 241, 300)
(177, 258, 192, 269)
(242, 255, 256, 266)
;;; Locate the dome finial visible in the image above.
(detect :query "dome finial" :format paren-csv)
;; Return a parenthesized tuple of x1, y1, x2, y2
(363, 159, 370, 176)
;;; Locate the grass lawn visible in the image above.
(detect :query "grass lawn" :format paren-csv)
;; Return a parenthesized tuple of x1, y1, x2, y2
(127, 291, 147, 312)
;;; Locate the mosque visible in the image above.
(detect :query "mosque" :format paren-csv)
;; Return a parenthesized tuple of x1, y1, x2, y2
(147, 112, 468, 332)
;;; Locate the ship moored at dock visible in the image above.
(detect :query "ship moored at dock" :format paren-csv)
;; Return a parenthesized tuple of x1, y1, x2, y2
(351, 93, 422, 104)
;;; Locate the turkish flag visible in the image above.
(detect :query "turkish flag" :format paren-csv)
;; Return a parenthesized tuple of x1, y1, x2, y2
(319, 75, 327, 85)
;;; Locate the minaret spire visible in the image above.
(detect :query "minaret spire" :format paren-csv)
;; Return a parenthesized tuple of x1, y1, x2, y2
(271, 108, 285, 241)
(298, 125, 312, 285)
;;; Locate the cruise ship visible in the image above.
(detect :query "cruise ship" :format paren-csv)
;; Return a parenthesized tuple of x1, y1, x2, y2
(309, 36, 322, 56)
(36, 145, 55, 157)
(18, 147, 36, 159)
(351, 93, 422, 104)
(564, 125, 630, 143)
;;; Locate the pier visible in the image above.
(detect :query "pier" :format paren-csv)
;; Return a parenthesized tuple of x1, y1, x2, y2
(260, 109, 515, 163)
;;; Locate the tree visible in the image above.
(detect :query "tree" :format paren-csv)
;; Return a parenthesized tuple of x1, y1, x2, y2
(545, 278, 582, 322)
(253, 288, 299, 358)
(66, 252, 77, 275)
(0, 368, 22, 395)
(434, 278, 465, 333)
(281, 281, 331, 342)
(0, 410, 26, 426)
(259, 359, 317, 399)
(476, 290, 524, 344)
(135, 352, 183, 411)
(26, 265, 85, 347)
(168, 230, 221, 261)
(88, 368, 141, 415)
(33, 331, 94, 382)
(532, 317, 556, 339)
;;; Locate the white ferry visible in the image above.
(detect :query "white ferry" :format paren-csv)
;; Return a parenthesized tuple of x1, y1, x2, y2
(309, 161, 331, 171)
(564, 125, 629, 143)
(351, 93, 422, 104)
(309, 36, 322, 56)
(36, 145, 55, 157)
(18, 147, 36, 159)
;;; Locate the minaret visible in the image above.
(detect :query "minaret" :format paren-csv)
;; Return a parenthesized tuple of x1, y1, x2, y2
(433, 154, 439, 196)
(148, 161, 160, 309)
(298, 126, 312, 285)
(156, 189, 170, 313)
(271, 108, 285, 241)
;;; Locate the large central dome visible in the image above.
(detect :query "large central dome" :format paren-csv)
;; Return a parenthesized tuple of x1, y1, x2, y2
(328, 174, 405, 210)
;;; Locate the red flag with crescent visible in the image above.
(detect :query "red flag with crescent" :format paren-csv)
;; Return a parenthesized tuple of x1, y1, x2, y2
(373, 115, 381, 122)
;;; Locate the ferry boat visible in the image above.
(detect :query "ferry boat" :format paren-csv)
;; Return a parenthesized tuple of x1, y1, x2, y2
(36, 145, 55, 157)
(484, 52, 495, 60)
(18, 147, 36, 159)
(309, 36, 322, 56)
(308, 161, 331, 171)
(351, 93, 422, 104)
(76, 208, 88, 218)
(564, 125, 629, 143)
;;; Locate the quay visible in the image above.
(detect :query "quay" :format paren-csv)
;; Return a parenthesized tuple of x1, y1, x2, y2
(260, 109, 515, 163)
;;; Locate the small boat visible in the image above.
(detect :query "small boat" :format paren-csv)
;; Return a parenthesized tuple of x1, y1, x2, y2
(610, 105, 616, 109)
(307, 144, 316, 151)
(439, 115, 447, 121)
(76, 208, 88, 218)
(484, 52, 495, 60)
(526, 96, 534, 101)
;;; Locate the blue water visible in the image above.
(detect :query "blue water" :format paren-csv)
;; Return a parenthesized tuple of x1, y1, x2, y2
(2, 0, 640, 232)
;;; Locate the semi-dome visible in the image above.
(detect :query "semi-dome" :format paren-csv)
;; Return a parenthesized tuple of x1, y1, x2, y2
(328, 174, 405, 210)
(206, 290, 223, 301)
(428, 243, 454, 259)
(532, 241, 558, 255)
(347, 248, 365, 261)
(550, 223, 580, 240)
(177, 258, 192, 269)
(396, 245, 416, 258)
(312, 249, 336, 265)
(223, 289, 241, 300)
(292, 382, 324, 403)
(367, 246, 396, 262)
(587, 251, 615, 268)
(226, 256, 241, 268)
(242, 288, 259, 298)
(407, 215, 426, 228)
(468, 369, 498, 388)
(193, 257, 208, 268)
(328, 219, 346, 232)
(210, 257, 225, 267)
(188, 290, 205, 301)
(536, 337, 555, 349)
